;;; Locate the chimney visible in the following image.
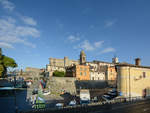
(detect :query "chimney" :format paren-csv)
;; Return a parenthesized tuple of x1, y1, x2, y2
(135, 58, 141, 66)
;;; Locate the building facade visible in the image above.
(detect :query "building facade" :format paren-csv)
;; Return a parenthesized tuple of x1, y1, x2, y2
(66, 65, 90, 80)
(116, 59, 150, 97)
(46, 50, 118, 82)
(80, 50, 86, 65)
(86, 61, 116, 81)
(107, 66, 117, 85)
(47, 57, 79, 76)
(76, 65, 90, 80)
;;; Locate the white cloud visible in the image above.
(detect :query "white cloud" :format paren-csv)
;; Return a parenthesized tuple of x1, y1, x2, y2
(0, 17, 40, 49)
(74, 40, 106, 51)
(21, 16, 37, 26)
(16, 26, 40, 37)
(68, 35, 80, 42)
(0, 42, 14, 48)
(100, 47, 115, 54)
(74, 40, 94, 51)
(94, 41, 104, 48)
(0, 0, 15, 11)
(81, 40, 94, 51)
(104, 20, 116, 28)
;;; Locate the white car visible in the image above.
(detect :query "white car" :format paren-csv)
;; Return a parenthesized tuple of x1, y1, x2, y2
(43, 91, 50, 95)
(69, 100, 76, 106)
(56, 103, 64, 108)
(26, 81, 32, 86)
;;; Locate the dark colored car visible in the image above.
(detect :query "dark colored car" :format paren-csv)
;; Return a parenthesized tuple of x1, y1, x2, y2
(32, 88, 38, 95)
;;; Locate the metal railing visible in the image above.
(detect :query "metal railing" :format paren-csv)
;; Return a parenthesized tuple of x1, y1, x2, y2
(23, 96, 150, 113)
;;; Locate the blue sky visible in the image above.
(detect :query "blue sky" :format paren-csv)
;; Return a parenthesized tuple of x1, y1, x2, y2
(0, 0, 150, 69)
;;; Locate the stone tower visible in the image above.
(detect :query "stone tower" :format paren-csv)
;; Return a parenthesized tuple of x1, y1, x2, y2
(0, 48, 2, 59)
(80, 50, 86, 65)
(112, 56, 119, 63)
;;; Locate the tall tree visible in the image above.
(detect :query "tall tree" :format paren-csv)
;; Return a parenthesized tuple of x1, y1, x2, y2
(0, 48, 17, 78)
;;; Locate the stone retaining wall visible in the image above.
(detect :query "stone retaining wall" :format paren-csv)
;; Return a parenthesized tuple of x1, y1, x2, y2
(47, 77, 109, 95)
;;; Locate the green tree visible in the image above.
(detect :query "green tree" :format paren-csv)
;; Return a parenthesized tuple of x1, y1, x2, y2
(53, 70, 65, 77)
(0, 55, 17, 78)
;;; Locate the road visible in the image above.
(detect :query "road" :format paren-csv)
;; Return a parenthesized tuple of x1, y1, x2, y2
(0, 80, 39, 113)
(90, 100, 150, 113)
(0, 89, 32, 113)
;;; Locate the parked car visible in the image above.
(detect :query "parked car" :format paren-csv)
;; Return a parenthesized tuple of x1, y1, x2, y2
(107, 91, 118, 98)
(26, 81, 32, 86)
(32, 88, 38, 95)
(92, 96, 98, 102)
(43, 91, 50, 95)
(80, 89, 90, 105)
(55, 103, 64, 108)
(69, 100, 76, 106)
(107, 88, 118, 98)
(102, 95, 112, 101)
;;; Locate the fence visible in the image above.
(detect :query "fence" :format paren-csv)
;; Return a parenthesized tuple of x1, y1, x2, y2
(23, 96, 150, 113)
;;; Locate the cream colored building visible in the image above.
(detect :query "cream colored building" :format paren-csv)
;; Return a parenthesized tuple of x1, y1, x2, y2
(47, 56, 79, 76)
(116, 59, 150, 97)
(86, 61, 115, 81)
(90, 71, 105, 80)
(49, 56, 79, 67)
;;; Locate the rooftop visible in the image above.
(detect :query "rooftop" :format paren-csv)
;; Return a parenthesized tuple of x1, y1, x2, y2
(115, 63, 150, 69)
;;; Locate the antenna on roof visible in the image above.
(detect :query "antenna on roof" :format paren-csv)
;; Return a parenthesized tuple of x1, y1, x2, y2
(112, 54, 119, 63)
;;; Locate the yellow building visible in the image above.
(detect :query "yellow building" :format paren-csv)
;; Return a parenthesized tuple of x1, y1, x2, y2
(116, 58, 150, 97)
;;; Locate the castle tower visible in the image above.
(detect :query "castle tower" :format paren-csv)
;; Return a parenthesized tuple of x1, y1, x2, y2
(112, 56, 119, 63)
(80, 50, 86, 65)
(64, 56, 69, 67)
(0, 48, 2, 59)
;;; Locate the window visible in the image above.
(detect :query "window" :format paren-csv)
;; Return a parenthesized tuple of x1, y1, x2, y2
(80, 72, 82, 76)
(84, 68, 86, 71)
(80, 67, 82, 71)
(143, 72, 146, 78)
(84, 72, 86, 76)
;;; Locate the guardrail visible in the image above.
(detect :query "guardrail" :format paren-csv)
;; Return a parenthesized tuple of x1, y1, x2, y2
(23, 96, 150, 113)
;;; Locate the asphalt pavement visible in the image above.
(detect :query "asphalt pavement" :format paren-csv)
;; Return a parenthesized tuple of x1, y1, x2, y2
(89, 100, 150, 113)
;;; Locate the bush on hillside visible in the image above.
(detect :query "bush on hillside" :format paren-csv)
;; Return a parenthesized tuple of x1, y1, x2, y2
(53, 70, 65, 77)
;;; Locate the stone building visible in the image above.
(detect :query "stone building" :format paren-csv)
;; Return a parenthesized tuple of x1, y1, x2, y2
(46, 57, 79, 76)
(80, 50, 86, 65)
(49, 56, 79, 67)
(116, 58, 150, 97)
(47, 50, 118, 83)
(66, 51, 90, 80)
(21, 67, 45, 80)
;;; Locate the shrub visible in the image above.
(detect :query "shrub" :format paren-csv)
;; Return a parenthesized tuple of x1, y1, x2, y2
(53, 70, 65, 77)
